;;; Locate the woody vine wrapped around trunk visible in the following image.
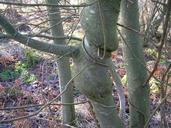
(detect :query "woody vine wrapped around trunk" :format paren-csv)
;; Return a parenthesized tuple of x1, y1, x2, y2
(0, 0, 124, 127)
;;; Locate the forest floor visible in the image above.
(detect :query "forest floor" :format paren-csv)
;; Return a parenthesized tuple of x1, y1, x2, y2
(0, 39, 170, 128)
(0, 3, 171, 127)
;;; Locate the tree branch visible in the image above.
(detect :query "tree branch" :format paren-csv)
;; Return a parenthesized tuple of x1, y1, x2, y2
(0, 33, 82, 42)
(0, 1, 97, 7)
(0, 15, 78, 56)
(108, 60, 126, 122)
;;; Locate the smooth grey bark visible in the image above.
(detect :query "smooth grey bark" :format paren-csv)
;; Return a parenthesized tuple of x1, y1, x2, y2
(120, 0, 150, 127)
(80, 0, 120, 52)
(45, 0, 75, 126)
(0, 1, 124, 127)
(73, 41, 123, 128)
(108, 60, 126, 121)
(73, 0, 124, 127)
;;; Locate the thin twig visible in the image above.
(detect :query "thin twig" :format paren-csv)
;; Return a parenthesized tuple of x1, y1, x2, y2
(151, 0, 167, 6)
(0, 1, 97, 8)
(0, 33, 82, 41)
(117, 23, 144, 36)
(0, 64, 92, 123)
(159, 63, 171, 127)
(143, 0, 171, 86)
(0, 101, 88, 111)
(144, 93, 171, 128)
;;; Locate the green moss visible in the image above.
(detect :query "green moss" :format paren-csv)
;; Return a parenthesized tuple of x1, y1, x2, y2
(24, 49, 41, 67)
(15, 61, 37, 84)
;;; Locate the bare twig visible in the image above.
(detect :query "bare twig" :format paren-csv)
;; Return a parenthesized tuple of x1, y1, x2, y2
(0, 64, 92, 123)
(144, 93, 171, 128)
(0, 1, 97, 8)
(143, 0, 171, 86)
(0, 33, 82, 41)
(0, 101, 88, 111)
(0, 15, 78, 56)
(151, 0, 167, 6)
(161, 64, 171, 85)
(117, 23, 144, 36)
(159, 63, 171, 127)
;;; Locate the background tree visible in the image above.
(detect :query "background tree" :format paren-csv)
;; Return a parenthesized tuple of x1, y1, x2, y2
(0, 0, 170, 128)
(120, 0, 150, 127)
(45, 0, 75, 126)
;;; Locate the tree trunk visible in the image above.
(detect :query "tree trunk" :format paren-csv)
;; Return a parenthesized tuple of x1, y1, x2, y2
(73, 41, 123, 128)
(73, 0, 124, 127)
(45, 0, 75, 126)
(120, 0, 150, 127)
(0, 1, 125, 127)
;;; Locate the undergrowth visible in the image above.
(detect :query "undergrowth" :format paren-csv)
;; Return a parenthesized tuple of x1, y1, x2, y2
(0, 49, 40, 83)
